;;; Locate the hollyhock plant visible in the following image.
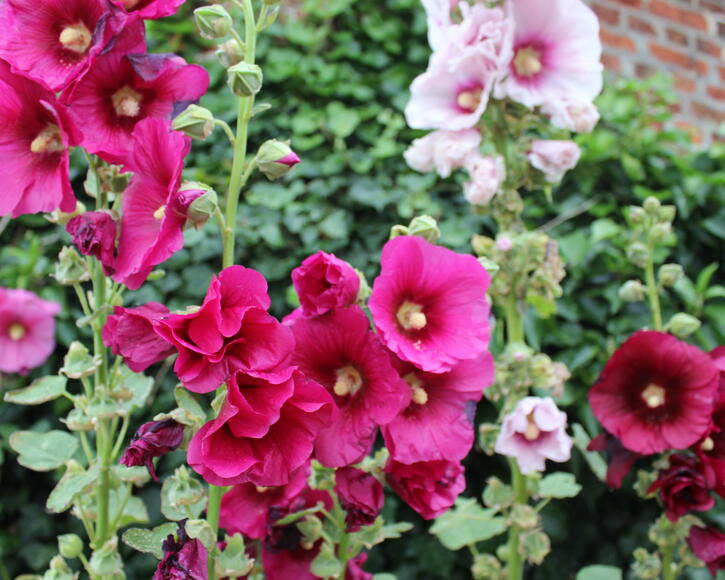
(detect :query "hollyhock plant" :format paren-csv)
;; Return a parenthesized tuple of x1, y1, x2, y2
(0, 288, 60, 374)
(369, 235, 490, 374)
(540, 98, 600, 133)
(589, 331, 719, 455)
(290, 306, 410, 467)
(495, 0, 603, 108)
(383, 353, 494, 464)
(647, 454, 716, 521)
(66, 211, 118, 274)
(495, 396, 573, 474)
(154, 521, 208, 580)
(120, 419, 184, 481)
(0, 0, 128, 92)
(404, 129, 482, 178)
(0, 61, 81, 217)
(527, 140, 581, 184)
(102, 303, 175, 372)
(687, 526, 725, 576)
(112, 0, 185, 20)
(463, 154, 506, 205)
(291, 251, 360, 317)
(385, 458, 465, 520)
(335, 467, 385, 532)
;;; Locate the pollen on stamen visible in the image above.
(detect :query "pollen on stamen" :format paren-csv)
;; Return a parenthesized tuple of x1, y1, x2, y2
(523, 412, 541, 441)
(59, 22, 92, 54)
(153, 205, 166, 220)
(30, 125, 64, 154)
(396, 301, 427, 331)
(514, 47, 543, 77)
(334, 365, 363, 397)
(641, 383, 666, 409)
(112, 86, 144, 118)
(8, 323, 26, 341)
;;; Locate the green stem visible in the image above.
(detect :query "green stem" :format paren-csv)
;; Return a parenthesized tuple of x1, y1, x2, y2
(207, 485, 224, 580)
(644, 246, 662, 331)
(95, 420, 111, 547)
(506, 458, 527, 580)
(337, 532, 350, 579)
(661, 544, 675, 580)
(504, 293, 525, 344)
(111, 415, 130, 460)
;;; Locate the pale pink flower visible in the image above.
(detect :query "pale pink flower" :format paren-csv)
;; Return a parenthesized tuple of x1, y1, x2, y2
(404, 129, 481, 178)
(420, 0, 455, 50)
(541, 98, 600, 133)
(495, 396, 573, 474)
(527, 140, 580, 183)
(463, 154, 506, 205)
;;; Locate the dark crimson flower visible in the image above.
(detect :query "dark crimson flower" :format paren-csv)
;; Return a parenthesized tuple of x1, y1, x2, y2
(290, 306, 410, 467)
(66, 211, 118, 274)
(291, 251, 360, 317)
(385, 458, 465, 520)
(112, 0, 185, 19)
(687, 526, 725, 576)
(120, 419, 184, 481)
(588, 431, 644, 489)
(102, 303, 175, 372)
(0, 60, 81, 217)
(589, 331, 719, 454)
(335, 467, 384, 532)
(647, 454, 715, 521)
(154, 520, 208, 580)
(369, 235, 491, 373)
(693, 348, 725, 498)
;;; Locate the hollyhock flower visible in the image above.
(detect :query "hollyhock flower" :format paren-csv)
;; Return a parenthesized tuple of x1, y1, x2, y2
(290, 307, 410, 467)
(419, 0, 453, 50)
(647, 454, 715, 521)
(112, 0, 185, 20)
(495, 396, 573, 474)
(404, 129, 481, 178)
(120, 419, 184, 481)
(587, 431, 644, 489)
(0, 288, 60, 374)
(495, 0, 603, 108)
(687, 526, 725, 576)
(463, 154, 506, 205)
(527, 140, 580, 183)
(0, 0, 128, 92)
(154, 265, 295, 393)
(64, 26, 209, 160)
(383, 354, 494, 464)
(335, 467, 384, 532)
(154, 521, 208, 580)
(589, 331, 719, 455)
(369, 235, 490, 374)
(0, 61, 81, 217)
(385, 458, 465, 520)
(540, 98, 600, 133)
(66, 211, 118, 274)
(291, 251, 360, 317)
(188, 371, 336, 487)
(102, 303, 175, 372)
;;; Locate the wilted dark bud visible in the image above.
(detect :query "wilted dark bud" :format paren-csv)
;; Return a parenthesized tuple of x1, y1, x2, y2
(193, 5, 233, 40)
(658, 263, 683, 287)
(120, 419, 185, 481)
(173, 105, 215, 140)
(155, 521, 209, 580)
(227, 62, 263, 97)
(66, 210, 118, 274)
(256, 139, 300, 179)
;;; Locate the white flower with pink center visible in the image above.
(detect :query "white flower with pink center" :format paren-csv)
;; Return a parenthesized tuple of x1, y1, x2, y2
(404, 128, 481, 177)
(527, 139, 581, 183)
(463, 154, 506, 206)
(541, 98, 600, 133)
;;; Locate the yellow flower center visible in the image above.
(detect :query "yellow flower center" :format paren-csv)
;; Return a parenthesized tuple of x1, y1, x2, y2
(30, 124, 64, 154)
(702, 437, 715, 452)
(523, 412, 540, 441)
(59, 22, 92, 54)
(396, 301, 427, 331)
(641, 383, 666, 408)
(456, 88, 482, 112)
(514, 47, 543, 77)
(403, 372, 429, 405)
(111, 86, 143, 118)
(153, 205, 166, 220)
(333, 365, 363, 397)
(8, 323, 26, 341)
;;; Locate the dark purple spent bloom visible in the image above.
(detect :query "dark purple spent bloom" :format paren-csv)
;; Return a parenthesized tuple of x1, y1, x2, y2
(154, 521, 208, 580)
(120, 419, 184, 481)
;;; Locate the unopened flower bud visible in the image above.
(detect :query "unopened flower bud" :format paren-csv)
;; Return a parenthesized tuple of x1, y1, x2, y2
(54, 246, 90, 285)
(626, 242, 649, 268)
(628, 206, 646, 225)
(657, 205, 676, 223)
(619, 279, 646, 302)
(471, 234, 494, 257)
(260, 4, 279, 26)
(471, 554, 501, 579)
(355, 269, 371, 304)
(389, 224, 409, 239)
(49, 555, 74, 575)
(194, 5, 233, 40)
(643, 196, 661, 214)
(478, 423, 500, 455)
(521, 530, 551, 565)
(658, 263, 683, 287)
(227, 62, 263, 97)
(408, 215, 440, 244)
(58, 534, 84, 559)
(182, 183, 218, 229)
(510, 504, 540, 530)
(495, 235, 513, 252)
(173, 105, 215, 140)
(216, 39, 244, 68)
(256, 139, 300, 179)
(667, 313, 701, 338)
(649, 222, 671, 244)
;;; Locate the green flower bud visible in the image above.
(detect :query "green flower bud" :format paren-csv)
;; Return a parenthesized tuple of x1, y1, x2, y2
(216, 39, 245, 67)
(618, 279, 646, 302)
(478, 257, 500, 278)
(521, 530, 550, 565)
(657, 205, 676, 223)
(227, 62, 263, 97)
(632, 547, 661, 579)
(667, 312, 701, 338)
(54, 246, 90, 285)
(389, 224, 409, 239)
(626, 241, 649, 269)
(193, 5, 233, 40)
(182, 183, 218, 229)
(355, 268, 371, 304)
(471, 554, 502, 580)
(643, 196, 661, 214)
(509, 504, 540, 530)
(173, 105, 215, 140)
(478, 423, 500, 456)
(471, 234, 495, 257)
(47, 555, 75, 580)
(58, 534, 84, 560)
(649, 222, 671, 244)
(256, 139, 300, 180)
(408, 214, 440, 244)
(657, 263, 683, 287)
(628, 206, 647, 225)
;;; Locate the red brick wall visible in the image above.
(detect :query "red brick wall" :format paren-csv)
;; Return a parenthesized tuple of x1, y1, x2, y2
(588, 0, 724, 144)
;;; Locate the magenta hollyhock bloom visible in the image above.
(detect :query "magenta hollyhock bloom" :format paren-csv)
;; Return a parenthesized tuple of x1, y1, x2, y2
(102, 303, 175, 372)
(0, 288, 60, 374)
(587, 431, 644, 489)
(154, 265, 295, 393)
(589, 331, 719, 455)
(290, 306, 410, 467)
(66, 211, 118, 274)
(495, 396, 572, 474)
(335, 467, 384, 532)
(404, 129, 482, 178)
(112, 0, 185, 19)
(291, 251, 360, 317)
(385, 458, 465, 520)
(188, 370, 335, 487)
(0, 0, 128, 92)
(527, 140, 581, 183)
(369, 235, 491, 374)
(0, 61, 81, 217)
(383, 353, 494, 464)
(154, 521, 208, 580)
(120, 419, 184, 481)
(64, 25, 209, 159)
(648, 454, 716, 522)
(495, 0, 603, 108)
(688, 526, 725, 576)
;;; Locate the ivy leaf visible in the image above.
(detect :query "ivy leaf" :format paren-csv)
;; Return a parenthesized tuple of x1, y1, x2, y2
(537, 472, 582, 499)
(122, 523, 178, 560)
(4, 375, 68, 405)
(429, 498, 506, 550)
(9, 430, 78, 472)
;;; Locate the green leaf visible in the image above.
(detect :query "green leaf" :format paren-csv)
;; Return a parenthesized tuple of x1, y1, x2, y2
(60, 341, 101, 379)
(185, 519, 216, 550)
(171, 386, 207, 428)
(590, 218, 620, 243)
(537, 472, 582, 499)
(576, 565, 623, 580)
(326, 102, 360, 139)
(429, 498, 506, 550)
(115, 366, 153, 414)
(572, 423, 607, 482)
(4, 375, 68, 405)
(47, 465, 98, 513)
(9, 430, 78, 472)
(696, 262, 719, 295)
(310, 542, 343, 579)
(111, 490, 150, 528)
(122, 523, 178, 560)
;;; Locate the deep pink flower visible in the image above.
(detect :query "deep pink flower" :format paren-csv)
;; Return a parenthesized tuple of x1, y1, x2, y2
(291, 251, 360, 317)
(383, 354, 494, 464)
(66, 211, 118, 274)
(154, 265, 295, 393)
(385, 458, 465, 520)
(64, 25, 209, 159)
(0, 0, 128, 92)
(687, 526, 725, 576)
(120, 419, 184, 481)
(495, 396, 572, 474)
(369, 235, 491, 374)
(154, 521, 208, 580)
(112, 0, 185, 19)
(290, 306, 410, 467)
(0, 288, 60, 374)
(188, 370, 335, 487)
(102, 303, 175, 372)
(587, 431, 644, 489)
(527, 140, 580, 183)
(589, 331, 719, 455)
(335, 467, 384, 532)
(0, 61, 81, 217)
(648, 454, 715, 522)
